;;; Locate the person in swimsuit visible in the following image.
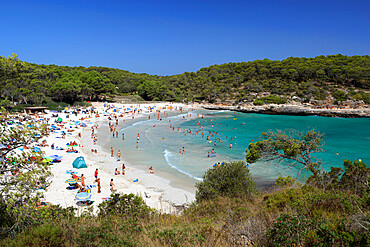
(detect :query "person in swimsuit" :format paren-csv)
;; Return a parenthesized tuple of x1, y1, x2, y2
(122, 164, 125, 175)
(97, 178, 101, 193)
(110, 179, 115, 192)
(117, 150, 121, 161)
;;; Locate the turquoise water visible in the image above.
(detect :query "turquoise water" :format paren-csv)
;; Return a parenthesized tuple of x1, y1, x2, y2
(105, 110, 370, 190)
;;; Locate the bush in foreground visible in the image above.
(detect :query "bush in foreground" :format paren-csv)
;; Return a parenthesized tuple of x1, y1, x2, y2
(195, 161, 257, 202)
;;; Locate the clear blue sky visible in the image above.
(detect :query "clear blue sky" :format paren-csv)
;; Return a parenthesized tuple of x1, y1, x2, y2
(1, 0, 369, 75)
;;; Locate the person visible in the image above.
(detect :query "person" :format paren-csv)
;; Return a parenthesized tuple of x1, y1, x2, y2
(136, 141, 139, 149)
(122, 164, 125, 175)
(114, 168, 120, 175)
(117, 150, 121, 161)
(94, 169, 98, 181)
(110, 179, 115, 192)
(97, 178, 101, 193)
(81, 174, 86, 186)
(36, 181, 44, 190)
(111, 147, 114, 157)
(122, 133, 124, 141)
(137, 133, 140, 140)
(149, 166, 154, 174)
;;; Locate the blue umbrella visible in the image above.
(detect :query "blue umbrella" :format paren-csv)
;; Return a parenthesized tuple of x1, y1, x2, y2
(50, 155, 62, 161)
(76, 192, 91, 201)
(34, 147, 41, 153)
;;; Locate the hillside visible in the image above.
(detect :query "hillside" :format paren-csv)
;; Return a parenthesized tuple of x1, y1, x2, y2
(139, 54, 370, 106)
(0, 54, 369, 109)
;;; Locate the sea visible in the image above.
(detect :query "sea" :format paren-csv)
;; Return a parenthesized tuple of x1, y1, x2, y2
(100, 109, 370, 192)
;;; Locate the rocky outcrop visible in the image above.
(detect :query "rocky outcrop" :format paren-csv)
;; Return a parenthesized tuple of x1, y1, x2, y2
(200, 104, 370, 118)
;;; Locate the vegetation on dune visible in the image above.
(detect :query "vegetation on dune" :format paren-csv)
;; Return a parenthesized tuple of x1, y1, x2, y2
(1, 154, 368, 246)
(0, 54, 369, 110)
(195, 161, 257, 202)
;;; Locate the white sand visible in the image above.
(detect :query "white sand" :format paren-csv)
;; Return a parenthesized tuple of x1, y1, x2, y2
(40, 102, 196, 215)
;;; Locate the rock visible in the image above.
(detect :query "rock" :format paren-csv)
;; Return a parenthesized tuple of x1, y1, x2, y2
(201, 104, 370, 118)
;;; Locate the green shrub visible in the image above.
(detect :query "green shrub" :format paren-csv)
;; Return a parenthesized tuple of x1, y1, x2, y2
(195, 161, 257, 202)
(275, 176, 295, 188)
(332, 90, 347, 101)
(98, 193, 154, 218)
(267, 214, 312, 246)
(268, 214, 369, 246)
(253, 95, 286, 105)
(77, 219, 138, 247)
(1, 223, 65, 247)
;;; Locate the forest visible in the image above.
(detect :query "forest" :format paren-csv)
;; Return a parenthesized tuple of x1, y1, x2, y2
(0, 54, 369, 109)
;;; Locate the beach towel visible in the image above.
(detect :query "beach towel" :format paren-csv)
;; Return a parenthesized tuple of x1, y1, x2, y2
(85, 185, 96, 189)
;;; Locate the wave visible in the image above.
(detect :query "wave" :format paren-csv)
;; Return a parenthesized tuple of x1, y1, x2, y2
(205, 110, 231, 115)
(119, 119, 152, 131)
(163, 149, 203, 181)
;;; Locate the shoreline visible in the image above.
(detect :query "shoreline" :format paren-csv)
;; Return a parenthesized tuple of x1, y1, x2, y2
(99, 112, 199, 194)
(199, 103, 370, 118)
(42, 102, 196, 215)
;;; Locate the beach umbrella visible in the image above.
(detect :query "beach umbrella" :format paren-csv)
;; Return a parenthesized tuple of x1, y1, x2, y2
(65, 178, 77, 184)
(57, 117, 63, 122)
(0, 144, 6, 149)
(75, 192, 91, 201)
(50, 154, 62, 159)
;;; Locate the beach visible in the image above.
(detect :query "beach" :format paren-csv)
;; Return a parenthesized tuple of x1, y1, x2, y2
(16, 101, 370, 215)
(40, 102, 196, 214)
